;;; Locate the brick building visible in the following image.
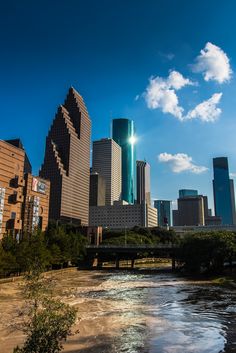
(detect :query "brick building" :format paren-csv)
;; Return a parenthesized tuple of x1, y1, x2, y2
(23, 174, 50, 233)
(0, 139, 50, 238)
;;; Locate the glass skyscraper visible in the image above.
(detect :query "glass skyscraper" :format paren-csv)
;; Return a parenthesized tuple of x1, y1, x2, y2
(112, 118, 136, 204)
(154, 200, 172, 227)
(179, 189, 198, 198)
(213, 157, 236, 225)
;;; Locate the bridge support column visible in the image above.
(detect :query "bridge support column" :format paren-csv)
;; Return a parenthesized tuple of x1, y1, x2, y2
(97, 259, 103, 269)
(131, 259, 135, 269)
(172, 257, 176, 271)
(115, 258, 120, 269)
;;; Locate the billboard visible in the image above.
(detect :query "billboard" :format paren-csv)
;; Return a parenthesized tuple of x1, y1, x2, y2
(32, 178, 46, 194)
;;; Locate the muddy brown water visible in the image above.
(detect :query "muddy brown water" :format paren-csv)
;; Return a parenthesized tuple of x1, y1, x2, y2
(0, 268, 236, 353)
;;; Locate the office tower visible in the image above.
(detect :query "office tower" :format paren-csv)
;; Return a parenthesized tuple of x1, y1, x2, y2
(40, 87, 91, 225)
(203, 196, 209, 220)
(112, 118, 136, 204)
(174, 195, 205, 226)
(92, 138, 121, 205)
(154, 200, 172, 227)
(89, 172, 106, 206)
(213, 157, 236, 225)
(179, 189, 198, 198)
(136, 160, 151, 206)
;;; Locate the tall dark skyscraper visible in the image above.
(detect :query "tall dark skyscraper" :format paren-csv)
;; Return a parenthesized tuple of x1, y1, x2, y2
(112, 118, 136, 204)
(40, 87, 91, 225)
(89, 172, 106, 207)
(213, 157, 236, 225)
(136, 160, 151, 206)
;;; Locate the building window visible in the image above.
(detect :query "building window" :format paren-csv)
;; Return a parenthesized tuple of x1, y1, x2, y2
(11, 212, 16, 219)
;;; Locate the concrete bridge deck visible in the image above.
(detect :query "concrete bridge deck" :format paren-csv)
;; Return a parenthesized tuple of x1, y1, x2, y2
(84, 244, 179, 269)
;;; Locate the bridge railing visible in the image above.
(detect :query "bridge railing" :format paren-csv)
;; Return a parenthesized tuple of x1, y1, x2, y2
(86, 244, 177, 249)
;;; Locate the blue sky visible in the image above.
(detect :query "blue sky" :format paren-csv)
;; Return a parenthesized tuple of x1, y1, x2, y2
(1, 0, 236, 211)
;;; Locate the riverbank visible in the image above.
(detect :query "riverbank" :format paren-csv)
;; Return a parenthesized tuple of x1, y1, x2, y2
(0, 268, 235, 353)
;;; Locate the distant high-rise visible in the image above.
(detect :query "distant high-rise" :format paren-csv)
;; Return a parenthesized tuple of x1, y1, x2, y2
(112, 118, 136, 204)
(40, 87, 91, 225)
(89, 172, 106, 207)
(173, 195, 205, 226)
(92, 138, 121, 205)
(136, 160, 151, 206)
(213, 157, 236, 225)
(154, 200, 172, 227)
(179, 189, 198, 198)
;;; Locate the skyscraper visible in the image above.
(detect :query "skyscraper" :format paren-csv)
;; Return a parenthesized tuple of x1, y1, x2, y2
(154, 200, 172, 227)
(40, 87, 91, 225)
(136, 160, 151, 206)
(213, 157, 236, 225)
(92, 138, 121, 205)
(89, 172, 106, 207)
(173, 195, 205, 226)
(179, 189, 198, 198)
(112, 118, 136, 204)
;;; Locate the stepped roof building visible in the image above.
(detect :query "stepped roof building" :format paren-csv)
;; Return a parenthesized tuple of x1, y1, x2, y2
(40, 87, 91, 225)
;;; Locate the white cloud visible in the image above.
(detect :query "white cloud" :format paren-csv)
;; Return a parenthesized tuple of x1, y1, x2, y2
(159, 52, 175, 61)
(184, 93, 222, 122)
(192, 42, 232, 83)
(144, 70, 194, 120)
(158, 153, 208, 174)
(167, 70, 193, 90)
(230, 173, 236, 178)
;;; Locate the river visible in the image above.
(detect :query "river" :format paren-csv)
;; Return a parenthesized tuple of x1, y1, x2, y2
(62, 269, 236, 353)
(0, 269, 236, 353)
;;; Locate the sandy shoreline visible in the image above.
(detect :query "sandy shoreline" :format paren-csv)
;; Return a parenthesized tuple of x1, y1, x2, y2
(0, 269, 137, 353)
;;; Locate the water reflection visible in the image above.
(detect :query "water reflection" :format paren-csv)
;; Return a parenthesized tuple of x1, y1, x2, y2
(71, 271, 236, 353)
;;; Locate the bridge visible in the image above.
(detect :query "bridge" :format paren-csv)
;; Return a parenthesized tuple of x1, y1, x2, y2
(83, 244, 179, 270)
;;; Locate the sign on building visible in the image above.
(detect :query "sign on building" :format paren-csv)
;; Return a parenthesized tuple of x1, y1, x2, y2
(0, 187, 6, 234)
(32, 178, 46, 194)
(32, 196, 40, 231)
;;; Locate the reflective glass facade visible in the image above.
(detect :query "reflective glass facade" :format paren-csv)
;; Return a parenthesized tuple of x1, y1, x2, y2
(154, 200, 172, 227)
(213, 157, 236, 225)
(179, 189, 198, 198)
(112, 118, 135, 204)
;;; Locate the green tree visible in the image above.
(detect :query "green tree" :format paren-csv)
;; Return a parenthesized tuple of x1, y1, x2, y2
(178, 231, 236, 273)
(13, 268, 77, 353)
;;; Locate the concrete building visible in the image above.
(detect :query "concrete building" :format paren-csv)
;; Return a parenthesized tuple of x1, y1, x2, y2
(40, 87, 91, 225)
(22, 174, 50, 233)
(136, 160, 151, 206)
(205, 216, 222, 226)
(154, 200, 172, 227)
(89, 201, 157, 229)
(173, 195, 205, 226)
(89, 172, 106, 206)
(112, 118, 136, 204)
(213, 157, 236, 225)
(0, 139, 49, 238)
(92, 138, 121, 205)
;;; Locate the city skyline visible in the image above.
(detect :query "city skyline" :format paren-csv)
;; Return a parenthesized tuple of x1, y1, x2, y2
(1, 1, 236, 210)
